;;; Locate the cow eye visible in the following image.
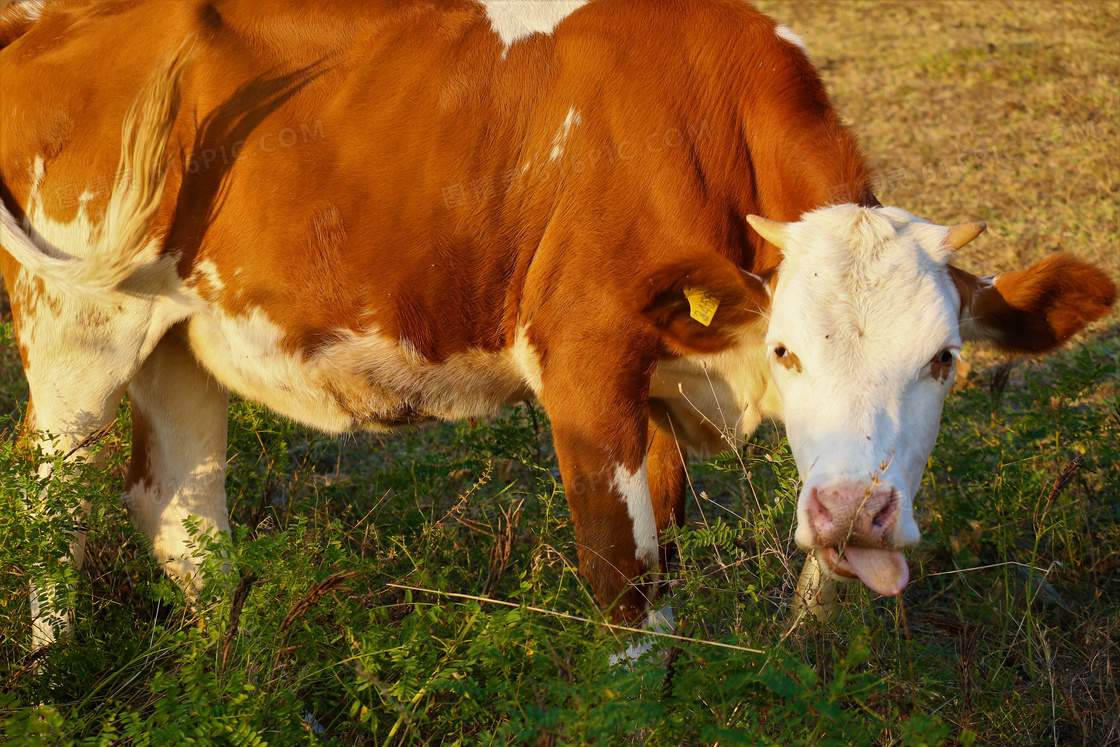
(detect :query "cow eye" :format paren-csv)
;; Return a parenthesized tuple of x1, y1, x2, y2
(772, 345, 802, 372)
(930, 348, 957, 381)
(934, 349, 955, 365)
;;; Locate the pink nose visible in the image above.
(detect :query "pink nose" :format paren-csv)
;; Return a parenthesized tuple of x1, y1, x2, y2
(807, 484, 899, 547)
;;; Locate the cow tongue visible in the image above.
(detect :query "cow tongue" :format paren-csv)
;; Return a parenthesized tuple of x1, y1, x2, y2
(841, 547, 909, 596)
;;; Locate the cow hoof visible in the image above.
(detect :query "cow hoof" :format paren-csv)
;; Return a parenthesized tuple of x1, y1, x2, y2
(609, 604, 676, 667)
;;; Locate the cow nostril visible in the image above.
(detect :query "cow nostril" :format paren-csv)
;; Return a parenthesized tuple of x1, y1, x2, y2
(808, 492, 832, 529)
(871, 492, 897, 530)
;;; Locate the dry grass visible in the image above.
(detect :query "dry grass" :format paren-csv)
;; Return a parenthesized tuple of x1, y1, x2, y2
(758, 0, 1118, 265)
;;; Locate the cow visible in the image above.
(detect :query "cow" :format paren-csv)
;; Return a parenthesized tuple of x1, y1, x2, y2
(1, 0, 1114, 652)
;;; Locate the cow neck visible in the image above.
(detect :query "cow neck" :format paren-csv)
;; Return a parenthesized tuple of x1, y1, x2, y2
(703, 33, 876, 277)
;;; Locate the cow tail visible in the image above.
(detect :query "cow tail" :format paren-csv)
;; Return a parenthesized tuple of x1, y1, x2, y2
(0, 38, 195, 302)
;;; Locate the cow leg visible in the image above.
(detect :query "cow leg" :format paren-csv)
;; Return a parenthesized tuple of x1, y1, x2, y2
(791, 550, 839, 624)
(605, 414, 688, 664)
(18, 314, 135, 649)
(23, 389, 125, 649)
(550, 416, 656, 624)
(539, 348, 664, 627)
(647, 408, 687, 577)
(124, 327, 230, 598)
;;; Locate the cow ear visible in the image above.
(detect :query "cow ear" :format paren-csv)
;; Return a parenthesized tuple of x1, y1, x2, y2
(637, 253, 769, 354)
(951, 253, 1116, 354)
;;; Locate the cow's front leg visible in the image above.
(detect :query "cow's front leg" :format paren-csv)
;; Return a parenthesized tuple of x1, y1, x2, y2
(551, 419, 659, 624)
(647, 407, 687, 579)
(541, 351, 662, 625)
(791, 550, 840, 624)
(597, 412, 689, 661)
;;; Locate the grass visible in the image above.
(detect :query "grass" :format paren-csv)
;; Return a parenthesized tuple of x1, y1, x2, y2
(1, 1, 1118, 745)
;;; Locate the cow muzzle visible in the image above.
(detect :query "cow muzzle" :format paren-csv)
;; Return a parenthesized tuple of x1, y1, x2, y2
(799, 481, 916, 597)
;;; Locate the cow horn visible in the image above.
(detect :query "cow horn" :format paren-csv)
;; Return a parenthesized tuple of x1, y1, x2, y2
(746, 215, 789, 251)
(946, 222, 987, 251)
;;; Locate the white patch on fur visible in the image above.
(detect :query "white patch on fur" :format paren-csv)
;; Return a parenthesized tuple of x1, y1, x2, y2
(511, 324, 544, 394)
(192, 259, 225, 292)
(612, 458, 658, 567)
(16, 160, 194, 390)
(480, 0, 587, 50)
(775, 24, 809, 55)
(650, 327, 776, 454)
(549, 108, 581, 162)
(186, 306, 351, 432)
(187, 308, 537, 434)
(28, 155, 46, 199)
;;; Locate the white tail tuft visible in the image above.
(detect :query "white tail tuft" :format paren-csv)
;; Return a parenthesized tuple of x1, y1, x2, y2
(0, 38, 195, 302)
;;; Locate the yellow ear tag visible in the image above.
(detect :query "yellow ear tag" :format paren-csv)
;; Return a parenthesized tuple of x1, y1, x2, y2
(683, 287, 719, 326)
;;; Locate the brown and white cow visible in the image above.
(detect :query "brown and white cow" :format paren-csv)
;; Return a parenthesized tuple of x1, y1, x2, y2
(1, 0, 1114, 650)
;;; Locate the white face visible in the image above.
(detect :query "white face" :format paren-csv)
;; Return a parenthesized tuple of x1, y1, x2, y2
(761, 206, 963, 595)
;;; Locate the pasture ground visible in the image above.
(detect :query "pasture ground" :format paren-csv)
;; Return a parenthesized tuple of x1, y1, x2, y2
(1, 1, 1118, 744)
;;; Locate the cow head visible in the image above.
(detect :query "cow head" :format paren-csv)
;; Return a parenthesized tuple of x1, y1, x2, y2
(641, 205, 1115, 597)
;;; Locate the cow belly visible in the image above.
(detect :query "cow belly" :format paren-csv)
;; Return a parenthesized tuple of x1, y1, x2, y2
(185, 307, 533, 433)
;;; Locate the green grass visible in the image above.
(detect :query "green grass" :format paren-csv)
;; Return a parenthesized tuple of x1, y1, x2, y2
(1, 316, 1118, 745)
(2, 1, 1118, 743)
